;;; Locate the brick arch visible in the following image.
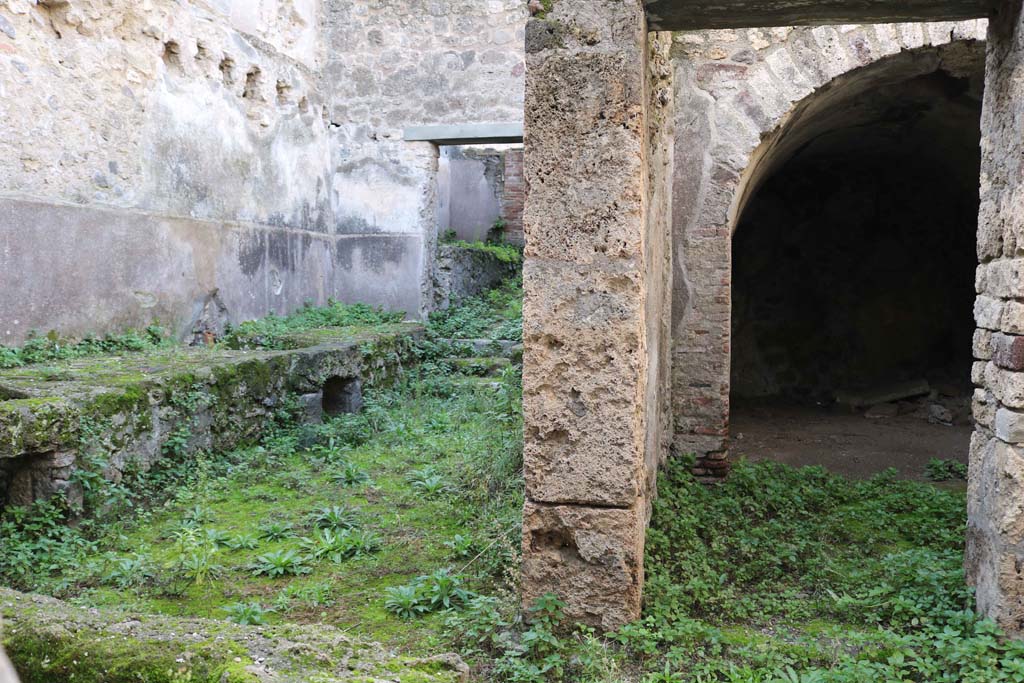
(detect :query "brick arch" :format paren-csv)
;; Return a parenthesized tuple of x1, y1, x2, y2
(670, 20, 988, 474)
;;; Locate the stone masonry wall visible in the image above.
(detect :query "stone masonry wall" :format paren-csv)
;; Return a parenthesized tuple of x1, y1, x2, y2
(670, 19, 988, 475)
(431, 243, 520, 311)
(0, 325, 420, 511)
(966, 0, 1024, 635)
(0, 0, 527, 344)
(0, 0, 359, 342)
(322, 0, 527, 317)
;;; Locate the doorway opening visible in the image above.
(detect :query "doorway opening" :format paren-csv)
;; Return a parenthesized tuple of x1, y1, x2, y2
(730, 46, 985, 479)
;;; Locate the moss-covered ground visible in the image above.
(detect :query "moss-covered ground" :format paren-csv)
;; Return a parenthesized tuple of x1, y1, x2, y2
(63, 371, 522, 652)
(0, 280, 525, 680)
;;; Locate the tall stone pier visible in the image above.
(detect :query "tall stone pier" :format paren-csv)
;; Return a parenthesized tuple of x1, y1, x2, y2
(519, 0, 674, 629)
(967, 0, 1024, 634)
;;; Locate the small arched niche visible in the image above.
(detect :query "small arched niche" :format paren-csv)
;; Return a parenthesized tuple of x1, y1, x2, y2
(322, 376, 363, 417)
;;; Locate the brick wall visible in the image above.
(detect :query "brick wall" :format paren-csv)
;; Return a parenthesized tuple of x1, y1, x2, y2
(502, 148, 525, 245)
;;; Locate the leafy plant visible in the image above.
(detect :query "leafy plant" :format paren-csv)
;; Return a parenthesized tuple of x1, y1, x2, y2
(0, 326, 167, 369)
(258, 520, 296, 542)
(100, 552, 155, 590)
(163, 426, 194, 459)
(273, 582, 335, 612)
(330, 462, 371, 488)
(300, 528, 381, 563)
(0, 499, 95, 590)
(250, 549, 312, 577)
(422, 568, 470, 610)
(444, 534, 475, 559)
(428, 276, 523, 342)
(204, 528, 232, 547)
(223, 602, 270, 626)
(175, 546, 223, 586)
(227, 533, 260, 551)
(410, 473, 450, 496)
(926, 457, 968, 481)
(383, 569, 472, 619)
(308, 505, 358, 531)
(384, 584, 427, 619)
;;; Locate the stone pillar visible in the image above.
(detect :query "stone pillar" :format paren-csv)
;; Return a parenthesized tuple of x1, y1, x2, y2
(520, 1, 673, 630)
(966, 0, 1024, 635)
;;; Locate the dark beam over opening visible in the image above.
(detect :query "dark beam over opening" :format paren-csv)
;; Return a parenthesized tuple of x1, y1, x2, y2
(644, 0, 995, 30)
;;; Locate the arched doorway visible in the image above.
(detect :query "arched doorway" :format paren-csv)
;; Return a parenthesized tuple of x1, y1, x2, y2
(730, 43, 985, 477)
(670, 27, 989, 478)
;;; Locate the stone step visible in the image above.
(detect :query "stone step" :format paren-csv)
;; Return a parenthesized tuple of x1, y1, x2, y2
(446, 338, 523, 360)
(444, 356, 512, 377)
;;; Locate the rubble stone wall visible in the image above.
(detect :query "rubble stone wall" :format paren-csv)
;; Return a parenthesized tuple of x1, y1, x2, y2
(670, 19, 988, 475)
(431, 242, 520, 311)
(966, 0, 1024, 635)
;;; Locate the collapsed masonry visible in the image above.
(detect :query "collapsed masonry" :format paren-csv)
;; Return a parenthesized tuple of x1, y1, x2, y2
(520, 0, 1024, 635)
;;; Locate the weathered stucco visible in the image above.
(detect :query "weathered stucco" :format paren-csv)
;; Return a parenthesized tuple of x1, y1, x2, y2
(0, 0, 527, 343)
(0, 0, 338, 341)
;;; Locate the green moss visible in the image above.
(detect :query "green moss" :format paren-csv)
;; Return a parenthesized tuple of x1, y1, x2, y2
(86, 385, 150, 419)
(532, 0, 555, 18)
(440, 239, 522, 264)
(5, 622, 260, 683)
(0, 397, 78, 454)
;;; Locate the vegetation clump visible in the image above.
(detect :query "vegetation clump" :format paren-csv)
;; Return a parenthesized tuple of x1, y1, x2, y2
(428, 276, 523, 342)
(221, 299, 405, 350)
(0, 326, 168, 369)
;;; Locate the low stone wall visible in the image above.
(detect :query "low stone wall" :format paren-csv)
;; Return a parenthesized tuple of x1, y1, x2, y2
(431, 243, 520, 311)
(0, 325, 422, 510)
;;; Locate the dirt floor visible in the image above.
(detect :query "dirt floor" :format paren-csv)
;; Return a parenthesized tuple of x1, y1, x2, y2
(731, 398, 972, 480)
